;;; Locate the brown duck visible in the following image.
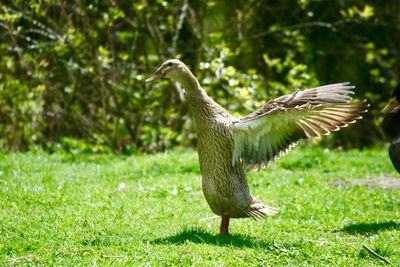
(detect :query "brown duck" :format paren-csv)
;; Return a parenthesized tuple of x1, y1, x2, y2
(381, 85, 400, 174)
(146, 59, 368, 235)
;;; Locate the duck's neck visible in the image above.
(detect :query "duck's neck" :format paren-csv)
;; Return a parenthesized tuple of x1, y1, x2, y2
(176, 67, 224, 118)
(176, 68, 207, 99)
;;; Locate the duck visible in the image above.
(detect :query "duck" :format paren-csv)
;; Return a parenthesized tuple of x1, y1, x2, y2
(146, 59, 368, 235)
(381, 85, 400, 174)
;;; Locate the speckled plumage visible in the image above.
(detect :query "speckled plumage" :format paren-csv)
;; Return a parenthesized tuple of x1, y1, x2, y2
(175, 68, 272, 219)
(146, 59, 368, 235)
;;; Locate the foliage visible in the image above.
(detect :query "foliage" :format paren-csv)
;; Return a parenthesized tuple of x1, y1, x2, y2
(0, 1, 399, 152)
(1, 148, 400, 265)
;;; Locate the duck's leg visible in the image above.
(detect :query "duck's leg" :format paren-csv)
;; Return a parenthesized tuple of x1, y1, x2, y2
(219, 213, 230, 235)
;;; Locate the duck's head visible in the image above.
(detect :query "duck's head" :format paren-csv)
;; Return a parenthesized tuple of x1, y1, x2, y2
(382, 85, 400, 113)
(145, 59, 187, 83)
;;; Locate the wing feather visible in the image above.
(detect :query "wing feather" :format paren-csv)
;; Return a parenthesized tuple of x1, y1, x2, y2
(232, 83, 368, 171)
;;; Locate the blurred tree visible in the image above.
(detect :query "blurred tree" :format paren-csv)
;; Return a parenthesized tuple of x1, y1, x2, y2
(0, 0, 398, 152)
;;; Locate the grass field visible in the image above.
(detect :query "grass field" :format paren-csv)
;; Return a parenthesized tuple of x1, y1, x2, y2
(1, 147, 399, 266)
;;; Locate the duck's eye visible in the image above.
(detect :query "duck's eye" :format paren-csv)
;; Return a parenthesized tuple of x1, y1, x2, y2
(166, 62, 173, 67)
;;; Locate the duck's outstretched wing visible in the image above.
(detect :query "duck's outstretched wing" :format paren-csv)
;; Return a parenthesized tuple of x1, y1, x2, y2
(232, 82, 368, 171)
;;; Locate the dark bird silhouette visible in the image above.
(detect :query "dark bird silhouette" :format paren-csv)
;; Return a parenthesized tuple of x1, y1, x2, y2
(382, 85, 400, 174)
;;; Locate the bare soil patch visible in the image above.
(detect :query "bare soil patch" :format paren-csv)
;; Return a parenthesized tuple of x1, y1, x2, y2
(328, 177, 400, 190)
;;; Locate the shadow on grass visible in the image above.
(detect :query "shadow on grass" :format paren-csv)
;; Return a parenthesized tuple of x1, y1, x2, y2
(151, 228, 271, 248)
(340, 221, 400, 235)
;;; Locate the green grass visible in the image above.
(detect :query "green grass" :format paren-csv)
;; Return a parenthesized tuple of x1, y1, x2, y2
(1, 147, 399, 266)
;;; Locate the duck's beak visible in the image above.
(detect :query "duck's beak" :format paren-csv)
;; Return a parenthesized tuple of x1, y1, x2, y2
(145, 69, 164, 83)
(381, 97, 399, 114)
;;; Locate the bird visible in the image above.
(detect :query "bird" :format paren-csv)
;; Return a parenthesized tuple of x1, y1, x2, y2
(381, 84, 400, 174)
(145, 59, 368, 235)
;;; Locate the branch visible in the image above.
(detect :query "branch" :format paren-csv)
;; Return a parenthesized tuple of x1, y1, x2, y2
(172, 0, 188, 56)
(11, 254, 35, 265)
(362, 244, 393, 265)
(251, 21, 337, 39)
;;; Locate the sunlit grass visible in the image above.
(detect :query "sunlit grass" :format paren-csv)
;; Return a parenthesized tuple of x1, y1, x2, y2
(1, 147, 399, 265)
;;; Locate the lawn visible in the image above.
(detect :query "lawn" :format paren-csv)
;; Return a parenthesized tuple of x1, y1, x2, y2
(1, 147, 399, 266)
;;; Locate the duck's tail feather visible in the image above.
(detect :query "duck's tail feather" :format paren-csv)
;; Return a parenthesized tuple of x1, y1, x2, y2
(246, 197, 278, 219)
